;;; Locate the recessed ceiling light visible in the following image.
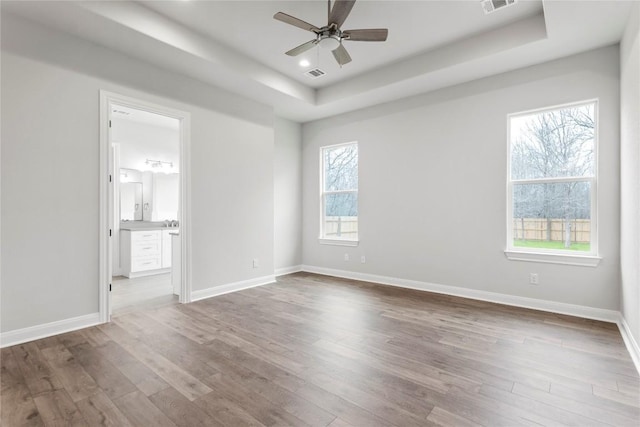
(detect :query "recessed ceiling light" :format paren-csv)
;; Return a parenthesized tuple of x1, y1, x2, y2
(299, 59, 310, 67)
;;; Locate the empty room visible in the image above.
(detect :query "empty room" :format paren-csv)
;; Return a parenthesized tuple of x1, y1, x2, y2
(1, 0, 639, 426)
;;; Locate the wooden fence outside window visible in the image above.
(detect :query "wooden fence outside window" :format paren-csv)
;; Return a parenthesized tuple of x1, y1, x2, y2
(512, 218, 590, 243)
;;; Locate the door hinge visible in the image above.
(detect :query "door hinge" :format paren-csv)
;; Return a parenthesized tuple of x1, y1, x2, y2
(109, 229, 112, 237)
(109, 283, 112, 292)
(109, 120, 112, 128)
(109, 174, 112, 183)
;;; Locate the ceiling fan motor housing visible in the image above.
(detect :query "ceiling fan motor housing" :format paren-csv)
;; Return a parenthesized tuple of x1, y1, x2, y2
(318, 29, 342, 50)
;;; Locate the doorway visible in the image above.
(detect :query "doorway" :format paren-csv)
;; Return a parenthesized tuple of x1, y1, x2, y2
(100, 92, 191, 322)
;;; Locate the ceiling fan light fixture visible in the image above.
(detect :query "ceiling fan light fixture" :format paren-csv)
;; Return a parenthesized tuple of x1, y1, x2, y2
(318, 35, 341, 50)
(274, 0, 388, 67)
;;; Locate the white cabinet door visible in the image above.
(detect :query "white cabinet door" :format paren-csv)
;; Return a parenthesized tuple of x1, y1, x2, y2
(171, 233, 181, 296)
(162, 230, 172, 268)
(121, 230, 164, 277)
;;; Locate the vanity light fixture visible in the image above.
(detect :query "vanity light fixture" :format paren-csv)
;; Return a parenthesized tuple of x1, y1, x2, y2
(145, 159, 173, 168)
(145, 159, 174, 173)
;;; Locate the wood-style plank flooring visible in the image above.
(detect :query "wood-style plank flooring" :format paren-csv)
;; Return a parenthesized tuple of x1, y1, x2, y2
(2, 272, 639, 426)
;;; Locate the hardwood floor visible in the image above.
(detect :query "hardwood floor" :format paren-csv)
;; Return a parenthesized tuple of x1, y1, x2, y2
(2, 272, 639, 426)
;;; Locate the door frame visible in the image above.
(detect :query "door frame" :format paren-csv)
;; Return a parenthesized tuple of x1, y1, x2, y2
(99, 90, 192, 323)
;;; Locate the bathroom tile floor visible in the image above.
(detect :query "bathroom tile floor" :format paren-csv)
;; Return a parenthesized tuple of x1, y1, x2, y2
(111, 273, 177, 315)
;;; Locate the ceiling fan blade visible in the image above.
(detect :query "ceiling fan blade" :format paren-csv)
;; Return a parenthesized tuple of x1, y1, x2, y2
(332, 43, 352, 66)
(274, 12, 320, 33)
(285, 39, 319, 56)
(329, 0, 356, 28)
(343, 28, 388, 42)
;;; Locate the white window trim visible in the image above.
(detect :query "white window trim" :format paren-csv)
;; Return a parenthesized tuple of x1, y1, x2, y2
(318, 238, 359, 247)
(319, 141, 359, 246)
(504, 250, 601, 267)
(505, 99, 599, 266)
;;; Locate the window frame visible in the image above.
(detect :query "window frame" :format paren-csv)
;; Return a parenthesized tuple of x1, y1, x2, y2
(319, 141, 359, 246)
(505, 99, 601, 267)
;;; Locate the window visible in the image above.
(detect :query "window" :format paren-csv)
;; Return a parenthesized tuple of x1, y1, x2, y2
(506, 101, 600, 266)
(320, 142, 358, 245)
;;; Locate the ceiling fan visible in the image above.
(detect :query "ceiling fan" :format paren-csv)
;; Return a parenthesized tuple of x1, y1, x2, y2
(273, 0, 388, 66)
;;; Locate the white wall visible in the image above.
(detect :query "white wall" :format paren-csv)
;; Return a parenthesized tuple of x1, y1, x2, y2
(302, 46, 621, 311)
(1, 15, 274, 333)
(620, 3, 640, 344)
(112, 119, 180, 172)
(274, 117, 303, 271)
(189, 110, 274, 289)
(1, 55, 100, 332)
(151, 173, 179, 221)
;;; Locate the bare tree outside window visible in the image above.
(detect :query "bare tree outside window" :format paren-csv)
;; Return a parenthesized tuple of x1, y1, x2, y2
(509, 102, 596, 252)
(321, 143, 358, 240)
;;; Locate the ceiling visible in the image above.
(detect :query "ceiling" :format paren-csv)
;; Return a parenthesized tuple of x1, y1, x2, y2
(140, 0, 544, 88)
(2, 1, 634, 122)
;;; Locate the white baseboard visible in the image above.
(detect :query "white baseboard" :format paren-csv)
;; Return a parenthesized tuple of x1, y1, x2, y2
(0, 312, 102, 348)
(302, 265, 639, 375)
(618, 314, 640, 375)
(191, 274, 276, 302)
(275, 265, 302, 276)
(300, 265, 620, 323)
(3, 269, 635, 376)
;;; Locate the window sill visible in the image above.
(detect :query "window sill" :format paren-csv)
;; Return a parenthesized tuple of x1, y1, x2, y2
(319, 238, 359, 247)
(504, 250, 601, 267)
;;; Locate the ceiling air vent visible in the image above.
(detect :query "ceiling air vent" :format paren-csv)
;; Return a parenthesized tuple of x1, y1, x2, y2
(481, 0, 517, 14)
(305, 68, 326, 79)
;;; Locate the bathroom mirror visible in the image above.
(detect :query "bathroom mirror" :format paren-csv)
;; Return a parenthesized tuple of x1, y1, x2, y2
(120, 182, 143, 221)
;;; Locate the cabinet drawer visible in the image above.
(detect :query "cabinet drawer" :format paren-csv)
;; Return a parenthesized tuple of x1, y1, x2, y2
(132, 241, 161, 257)
(131, 230, 161, 243)
(132, 256, 162, 272)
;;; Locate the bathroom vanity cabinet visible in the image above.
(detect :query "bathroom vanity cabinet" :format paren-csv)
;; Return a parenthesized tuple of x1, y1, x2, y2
(120, 228, 178, 278)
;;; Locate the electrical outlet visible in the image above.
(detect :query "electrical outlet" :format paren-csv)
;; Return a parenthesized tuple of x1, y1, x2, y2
(361, 255, 366, 263)
(530, 273, 539, 285)
(252, 258, 259, 268)
(344, 253, 349, 262)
